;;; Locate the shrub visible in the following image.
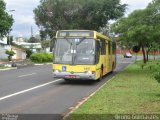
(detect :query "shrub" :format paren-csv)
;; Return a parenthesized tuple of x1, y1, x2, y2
(30, 53, 42, 63)
(151, 63, 160, 83)
(30, 52, 53, 63)
(45, 53, 53, 62)
(5, 50, 15, 61)
(154, 71, 160, 83)
(26, 49, 33, 58)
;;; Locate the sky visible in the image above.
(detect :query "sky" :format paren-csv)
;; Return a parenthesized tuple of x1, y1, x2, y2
(4, 0, 152, 38)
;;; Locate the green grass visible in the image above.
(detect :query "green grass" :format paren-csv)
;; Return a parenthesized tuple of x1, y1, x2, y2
(67, 60, 160, 120)
(0, 65, 10, 69)
(0, 66, 6, 69)
(0, 66, 14, 70)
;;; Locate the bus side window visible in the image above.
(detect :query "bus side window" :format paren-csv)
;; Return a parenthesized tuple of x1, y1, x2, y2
(112, 41, 116, 54)
(95, 41, 100, 64)
(101, 39, 106, 55)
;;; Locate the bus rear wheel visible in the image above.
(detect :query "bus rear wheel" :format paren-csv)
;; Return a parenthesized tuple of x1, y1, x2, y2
(111, 63, 115, 72)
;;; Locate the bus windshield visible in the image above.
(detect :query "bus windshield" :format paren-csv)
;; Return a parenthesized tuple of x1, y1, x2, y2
(54, 38, 95, 65)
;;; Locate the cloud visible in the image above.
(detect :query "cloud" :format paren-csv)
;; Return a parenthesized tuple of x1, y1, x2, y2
(4, 0, 39, 7)
(4, 0, 40, 38)
(5, 0, 39, 24)
(14, 14, 35, 25)
(4, 0, 153, 38)
(11, 22, 39, 38)
(121, 0, 152, 14)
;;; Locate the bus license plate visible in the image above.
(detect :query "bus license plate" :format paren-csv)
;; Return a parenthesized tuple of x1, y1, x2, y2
(69, 75, 76, 78)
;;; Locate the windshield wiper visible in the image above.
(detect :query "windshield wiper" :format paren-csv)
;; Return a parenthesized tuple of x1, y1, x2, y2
(76, 37, 86, 45)
(64, 37, 72, 45)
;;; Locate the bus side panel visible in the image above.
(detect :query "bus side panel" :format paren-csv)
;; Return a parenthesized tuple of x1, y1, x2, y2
(96, 56, 102, 80)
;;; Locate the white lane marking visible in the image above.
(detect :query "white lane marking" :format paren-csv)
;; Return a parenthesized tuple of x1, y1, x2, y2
(118, 62, 133, 64)
(0, 79, 62, 101)
(18, 73, 37, 78)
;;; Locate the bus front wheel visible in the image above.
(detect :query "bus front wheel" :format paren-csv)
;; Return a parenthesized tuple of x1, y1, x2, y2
(64, 79, 70, 82)
(111, 63, 115, 72)
(98, 69, 103, 81)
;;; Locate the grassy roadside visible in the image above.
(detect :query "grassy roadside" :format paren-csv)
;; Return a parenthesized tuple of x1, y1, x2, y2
(0, 65, 17, 70)
(67, 60, 160, 120)
(0, 66, 10, 69)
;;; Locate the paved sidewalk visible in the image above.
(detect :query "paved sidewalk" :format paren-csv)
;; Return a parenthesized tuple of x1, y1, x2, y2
(0, 59, 52, 70)
(0, 59, 34, 69)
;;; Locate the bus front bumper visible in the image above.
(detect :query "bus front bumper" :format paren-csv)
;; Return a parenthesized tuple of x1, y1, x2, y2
(53, 72, 96, 80)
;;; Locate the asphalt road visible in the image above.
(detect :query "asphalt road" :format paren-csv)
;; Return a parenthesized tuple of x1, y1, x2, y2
(0, 55, 139, 120)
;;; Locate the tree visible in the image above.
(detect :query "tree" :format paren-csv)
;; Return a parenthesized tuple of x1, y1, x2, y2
(6, 35, 14, 45)
(147, 0, 160, 44)
(112, 0, 160, 63)
(41, 40, 50, 52)
(39, 29, 47, 41)
(28, 36, 40, 43)
(5, 50, 15, 61)
(26, 49, 33, 58)
(33, 0, 126, 38)
(0, 1, 13, 37)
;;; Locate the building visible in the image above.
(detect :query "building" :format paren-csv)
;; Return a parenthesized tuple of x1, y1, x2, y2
(14, 36, 42, 52)
(0, 37, 9, 60)
(11, 46, 26, 60)
(0, 37, 26, 61)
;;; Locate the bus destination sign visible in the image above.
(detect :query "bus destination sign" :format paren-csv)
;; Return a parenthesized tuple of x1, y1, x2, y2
(57, 31, 94, 37)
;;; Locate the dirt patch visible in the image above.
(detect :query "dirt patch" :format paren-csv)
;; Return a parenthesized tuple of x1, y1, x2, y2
(139, 101, 160, 113)
(114, 86, 129, 89)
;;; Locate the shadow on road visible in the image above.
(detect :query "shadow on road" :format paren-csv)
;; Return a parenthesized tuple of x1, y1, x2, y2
(56, 71, 118, 86)
(57, 80, 98, 86)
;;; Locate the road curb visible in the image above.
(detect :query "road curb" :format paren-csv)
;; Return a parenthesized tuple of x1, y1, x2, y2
(63, 76, 115, 120)
(0, 67, 17, 71)
(63, 62, 134, 120)
(34, 63, 52, 66)
(0, 63, 52, 71)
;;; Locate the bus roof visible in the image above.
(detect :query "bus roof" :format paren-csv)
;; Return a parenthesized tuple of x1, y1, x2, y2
(95, 31, 112, 42)
(56, 30, 112, 42)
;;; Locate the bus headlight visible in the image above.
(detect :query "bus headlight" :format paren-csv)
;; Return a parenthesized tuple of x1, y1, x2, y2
(53, 70, 61, 73)
(85, 71, 95, 75)
(55, 70, 60, 73)
(87, 71, 92, 74)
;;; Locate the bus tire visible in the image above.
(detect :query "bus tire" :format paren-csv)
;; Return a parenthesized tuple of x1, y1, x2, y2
(98, 66, 103, 81)
(111, 63, 114, 72)
(100, 69, 103, 80)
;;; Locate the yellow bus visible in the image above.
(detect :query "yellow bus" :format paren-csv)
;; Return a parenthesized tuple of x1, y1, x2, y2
(52, 30, 116, 81)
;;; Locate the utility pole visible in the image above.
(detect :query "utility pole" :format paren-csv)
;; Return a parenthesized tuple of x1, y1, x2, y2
(31, 26, 34, 37)
(7, 10, 15, 45)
